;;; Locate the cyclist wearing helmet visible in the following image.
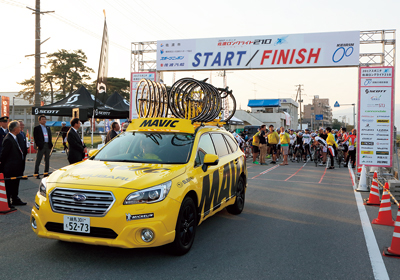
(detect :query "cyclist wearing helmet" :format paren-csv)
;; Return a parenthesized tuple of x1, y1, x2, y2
(326, 127, 338, 169)
(339, 127, 349, 160)
(311, 133, 327, 165)
(294, 132, 304, 160)
(289, 129, 296, 160)
(303, 128, 312, 162)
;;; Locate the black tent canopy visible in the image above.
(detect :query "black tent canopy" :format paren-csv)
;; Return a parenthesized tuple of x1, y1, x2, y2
(105, 92, 130, 111)
(31, 86, 129, 119)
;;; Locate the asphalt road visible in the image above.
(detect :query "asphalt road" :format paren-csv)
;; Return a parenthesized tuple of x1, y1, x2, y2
(1, 152, 399, 279)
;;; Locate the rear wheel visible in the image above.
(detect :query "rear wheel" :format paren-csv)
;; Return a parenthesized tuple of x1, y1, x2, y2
(227, 177, 245, 215)
(170, 197, 197, 255)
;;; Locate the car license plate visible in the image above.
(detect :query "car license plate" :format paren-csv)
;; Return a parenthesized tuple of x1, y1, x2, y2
(63, 215, 90, 233)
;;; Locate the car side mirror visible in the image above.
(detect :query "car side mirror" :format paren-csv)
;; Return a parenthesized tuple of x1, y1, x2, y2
(202, 154, 219, 172)
(88, 149, 99, 157)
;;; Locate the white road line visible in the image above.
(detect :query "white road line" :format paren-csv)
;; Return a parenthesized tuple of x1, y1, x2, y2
(349, 165, 389, 280)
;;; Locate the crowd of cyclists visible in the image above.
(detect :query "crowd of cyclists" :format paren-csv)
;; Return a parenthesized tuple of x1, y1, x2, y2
(232, 125, 357, 170)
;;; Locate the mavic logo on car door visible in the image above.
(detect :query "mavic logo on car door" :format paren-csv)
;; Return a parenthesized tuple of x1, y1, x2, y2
(199, 158, 242, 218)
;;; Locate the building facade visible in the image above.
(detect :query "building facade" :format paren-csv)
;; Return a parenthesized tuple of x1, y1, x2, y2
(303, 96, 333, 130)
(234, 98, 298, 130)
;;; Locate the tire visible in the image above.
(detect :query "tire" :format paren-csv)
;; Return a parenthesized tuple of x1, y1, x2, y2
(170, 197, 197, 256)
(227, 177, 245, 215)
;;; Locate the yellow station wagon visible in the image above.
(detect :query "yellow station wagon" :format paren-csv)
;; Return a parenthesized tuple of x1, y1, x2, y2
(31, 117, 247, 255)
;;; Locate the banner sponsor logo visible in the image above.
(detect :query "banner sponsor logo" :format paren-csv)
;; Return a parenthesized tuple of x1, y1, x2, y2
(361, 142, 374, 145)
(361, 151, 373, 154)
(377, 119, 389, 123)
(1, 96, 9, 117)
(376, 151, 389, 155)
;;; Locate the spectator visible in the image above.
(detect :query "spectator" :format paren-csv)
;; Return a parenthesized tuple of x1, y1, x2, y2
(344, 129, 357, 168)
(34, 115, 53, 179)
(17, 120, 28, 179)
(105, 122, 120, 144)
(60, 121, 70, 153)
(258, 125, 268, 165)
(252, 129, 261, 164)
(266, 125, 279, 164)
(279, 127, 290, 165)
(67, 118, 87, 164)
(122, 122, 129, 132)
(0, 116, 9, 155)
(0, 120, 26, 208)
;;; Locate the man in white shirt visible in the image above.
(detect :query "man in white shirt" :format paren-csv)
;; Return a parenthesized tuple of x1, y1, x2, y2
(34, 115, 53, 179)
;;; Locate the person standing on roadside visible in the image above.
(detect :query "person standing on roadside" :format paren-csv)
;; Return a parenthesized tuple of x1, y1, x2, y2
(34, 115, 53, 179)
(252, 129, 260, 164)
(60, 121, 69, 153)
(0, 116, 9, 155)
(258, 125, 268, 165)
(17, 120, 28, 179)
(67, 118, 87, 164)
(344, 129, 357, 168)
(0, 121, 26, 208)
(279, 127, 290, 165)
(105, 122, 120, 144)
(326, 127, 338, 169)
(267, 125, 279, 164)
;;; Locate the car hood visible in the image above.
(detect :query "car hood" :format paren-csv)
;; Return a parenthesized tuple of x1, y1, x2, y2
(48, 160, 187, 190)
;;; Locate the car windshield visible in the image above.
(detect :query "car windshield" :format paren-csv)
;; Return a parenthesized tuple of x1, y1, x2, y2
(92, 132, 195, 164)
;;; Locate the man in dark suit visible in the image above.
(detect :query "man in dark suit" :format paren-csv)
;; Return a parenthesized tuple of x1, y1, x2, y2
(0, 116, 9, 155)
(105, 122, 120, 144)
(67, 118, 87, 164)
(17, 120, 28, 179)
(34, 115, 53, 179)
(0, 120, 26, 208)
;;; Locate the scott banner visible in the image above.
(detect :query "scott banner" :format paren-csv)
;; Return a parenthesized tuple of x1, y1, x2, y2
(357, 66, 394, 168)
(157, 31, 360, 71)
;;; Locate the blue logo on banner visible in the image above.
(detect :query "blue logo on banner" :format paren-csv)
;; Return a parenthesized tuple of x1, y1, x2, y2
(332, 47, 354, 63)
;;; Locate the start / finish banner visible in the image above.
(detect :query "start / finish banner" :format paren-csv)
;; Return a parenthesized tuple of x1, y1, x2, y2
(358, 66, 394, 168)
(156, 31, 360, 71)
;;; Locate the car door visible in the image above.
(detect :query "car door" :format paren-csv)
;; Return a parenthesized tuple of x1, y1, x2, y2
(191, 133, 220, 223)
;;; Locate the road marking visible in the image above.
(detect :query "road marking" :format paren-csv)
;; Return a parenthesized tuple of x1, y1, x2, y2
(284, 160, 308, 181)
(348, 165, 389, 280)
(318, 165, 328, 184)
(251, 165, 280, 179)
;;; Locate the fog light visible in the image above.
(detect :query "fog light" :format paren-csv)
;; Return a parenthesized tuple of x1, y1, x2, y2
(31, 216, 37, 229)
(141, 229, 154, 242)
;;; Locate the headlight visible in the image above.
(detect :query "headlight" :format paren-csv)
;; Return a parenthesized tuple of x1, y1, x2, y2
(124, 181, 171, 205)
(39, 178, 47, 197)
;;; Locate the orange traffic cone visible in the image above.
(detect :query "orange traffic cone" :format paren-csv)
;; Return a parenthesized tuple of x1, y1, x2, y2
(383, 206, 400, 258)
(0, 173, 17, 215)
(364, 171, 380, 206)
(372, 183, 395, 226)
(83, 152, 88, 160)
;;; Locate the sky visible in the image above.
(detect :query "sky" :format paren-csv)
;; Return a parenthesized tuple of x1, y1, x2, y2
(0, 0, 399, 127)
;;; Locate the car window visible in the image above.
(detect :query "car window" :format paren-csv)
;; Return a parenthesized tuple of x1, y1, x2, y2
(194, 134, 216, 167)
(210, 133, 229, 157)
(224, 134, 238, 152)
(93, 132, 195, 164)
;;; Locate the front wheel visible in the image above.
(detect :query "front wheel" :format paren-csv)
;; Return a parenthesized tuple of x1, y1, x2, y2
(227, 177, 245, 215)
(170, 197, 197, 255)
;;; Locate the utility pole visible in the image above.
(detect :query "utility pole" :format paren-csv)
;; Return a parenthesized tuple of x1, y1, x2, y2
(295, 84, 304, 130)
(26, 1, 53, 127)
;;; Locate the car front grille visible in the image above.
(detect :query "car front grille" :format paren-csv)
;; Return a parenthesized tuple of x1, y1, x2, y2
(50, 188, 115, 217)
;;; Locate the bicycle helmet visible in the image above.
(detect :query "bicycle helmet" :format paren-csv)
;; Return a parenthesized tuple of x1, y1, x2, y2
(298, 132, 303, 136)
(311, 133, 317, 137)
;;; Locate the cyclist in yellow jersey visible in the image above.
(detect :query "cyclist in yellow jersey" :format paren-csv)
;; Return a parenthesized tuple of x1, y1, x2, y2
(266, 125, 280, 164)
(326, 127, 338, 169)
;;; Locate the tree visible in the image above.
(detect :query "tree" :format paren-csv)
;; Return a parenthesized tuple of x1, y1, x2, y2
(17, 49, 94, 103)
(16, 76, 50, 104)
(87, 77, 130, 100)
(332, 118, 343, 130)
(46, 49, 94, 100)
